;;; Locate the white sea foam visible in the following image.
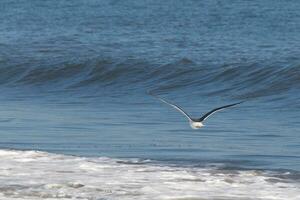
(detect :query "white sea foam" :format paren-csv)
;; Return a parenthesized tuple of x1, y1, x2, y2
(0, 149, 299, 200)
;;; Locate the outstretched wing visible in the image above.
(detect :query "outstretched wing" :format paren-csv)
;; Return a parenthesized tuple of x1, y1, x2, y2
(151, 94, 192, 121)
(197, 101, 244, 122)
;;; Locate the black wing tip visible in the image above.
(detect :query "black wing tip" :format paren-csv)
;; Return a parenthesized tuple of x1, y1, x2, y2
(225, 101, 245, 108)
(196, 100, 245, 122)
(234, 101, 245, 105)
(147, 90, 160, 97)
(147, 90, 156, 98)
(147, 91, 160, 101)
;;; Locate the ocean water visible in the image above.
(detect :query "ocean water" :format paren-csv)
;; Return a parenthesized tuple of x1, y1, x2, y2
(0, 0, 300, 199)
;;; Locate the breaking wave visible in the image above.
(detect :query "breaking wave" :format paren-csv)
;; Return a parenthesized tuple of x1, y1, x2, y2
(0, 149, 299, 200)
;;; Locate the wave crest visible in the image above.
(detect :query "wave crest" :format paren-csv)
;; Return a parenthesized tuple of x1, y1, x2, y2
(0, 58, 299, 100)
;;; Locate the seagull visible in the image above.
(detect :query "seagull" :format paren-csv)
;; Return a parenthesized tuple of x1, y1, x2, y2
(151, 94, 243, 129)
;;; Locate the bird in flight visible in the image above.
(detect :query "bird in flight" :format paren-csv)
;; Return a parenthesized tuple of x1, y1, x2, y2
(151, 94, 243, 129)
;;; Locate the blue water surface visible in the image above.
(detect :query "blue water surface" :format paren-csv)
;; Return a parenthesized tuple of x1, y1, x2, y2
(0, 0, 299, 172)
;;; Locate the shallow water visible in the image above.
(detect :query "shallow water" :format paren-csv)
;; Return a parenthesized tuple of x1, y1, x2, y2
(0, 0, 300, 199)
(0, 149, 299, 200)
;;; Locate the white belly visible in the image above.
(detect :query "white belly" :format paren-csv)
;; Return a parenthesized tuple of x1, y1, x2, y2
(190, 121, 204, 129)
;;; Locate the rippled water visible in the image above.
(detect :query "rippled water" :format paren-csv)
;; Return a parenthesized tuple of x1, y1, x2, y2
(0, 0, 300, 199)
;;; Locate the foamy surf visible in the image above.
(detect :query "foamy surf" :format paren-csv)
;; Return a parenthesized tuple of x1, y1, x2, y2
(0, 149, 299, 200)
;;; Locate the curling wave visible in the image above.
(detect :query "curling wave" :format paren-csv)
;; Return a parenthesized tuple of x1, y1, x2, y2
(0, 58, 299, 101)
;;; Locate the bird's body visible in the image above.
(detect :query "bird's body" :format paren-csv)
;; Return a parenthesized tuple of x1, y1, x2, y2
(150, 93, 243, 129)
(189, 121, 204, 129)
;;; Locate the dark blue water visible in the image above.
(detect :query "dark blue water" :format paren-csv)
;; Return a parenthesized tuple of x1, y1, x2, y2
(0, 0, 300, 172)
